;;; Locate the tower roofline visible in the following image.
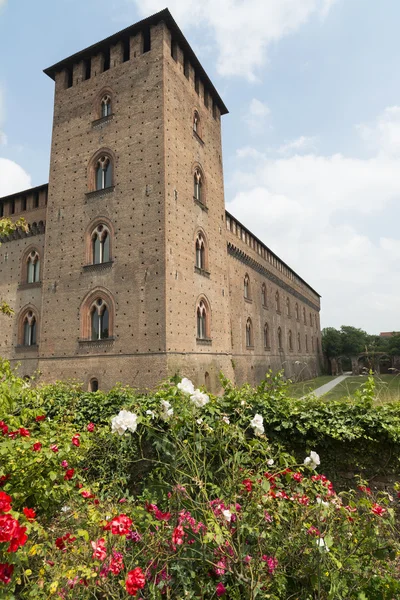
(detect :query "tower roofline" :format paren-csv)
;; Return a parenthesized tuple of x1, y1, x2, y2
(0, 183, 48, 203)
(43, 8, 229, 116)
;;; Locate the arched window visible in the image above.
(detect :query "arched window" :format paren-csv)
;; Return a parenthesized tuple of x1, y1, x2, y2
(303, 307, 307, 325)
(244, 274, 250, 300)
(277, 326, 282, 349)
(91, 224, 110, 264)
(246, 318, 253, 348)
(21, 310, 37, 346)
(286, 297, 291, 317)
(27, 250, 40, 283)
(261, 284, 267, 307)
(195, 232, 206, 270)
(197, 298, 210, 340)
(305, 334, 309, 352)
(310, 313, 313, 327)
(264, 323, 270, 348)
(288, 330, 293, 351)
(312, 336, 315, 352)
(90, 299, 110, 340)
(275, 291, 280, 313)
(297, 332, 301, 352)
(193, 168, 203, 204)
(101, 95, 112, 118)
(95, 156, 112, 190)
(193, 111, 200, 135)
(89, 378, 99, 392)
(295, 303, 299, 321)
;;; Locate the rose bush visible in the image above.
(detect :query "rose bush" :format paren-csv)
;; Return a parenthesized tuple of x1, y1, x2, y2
(1, 360, 400, 598)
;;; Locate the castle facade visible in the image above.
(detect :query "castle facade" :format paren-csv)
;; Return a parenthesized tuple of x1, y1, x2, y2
(0, 9, 322, 392)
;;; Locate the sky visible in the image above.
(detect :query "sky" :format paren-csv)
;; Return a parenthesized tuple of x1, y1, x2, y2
(1, 0, 400, 334)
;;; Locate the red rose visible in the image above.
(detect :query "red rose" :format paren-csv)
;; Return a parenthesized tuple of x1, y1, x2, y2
(126, 567, 145, 596)
(7, 525, 27, 553)
(35, 415, 46, 422)
(371, 503, 386, 516)
(91, 538, 107, 561)
(50, 444, 59, 453)
(19, 428, 30, 437)
(109, 552, 124, 575)
(0, 563, 14, 584)
(0, 421, 8, 436)
(242, 479, 252, 493)
(0, 492, 12, 513)
(55, 532, 76, 552)
(87, 423, 95, 432)
(0, 514, 18, 542)
(32, 442, 42, 452)
(72, 434, 80, 447)
(0, 475, 10, 488)
(23, 508, 36, 521)
(108, 514, 132, 536)
(172, 525, 184, 547)
(81, 490, 95, 499)
(64, 469, 75, 481)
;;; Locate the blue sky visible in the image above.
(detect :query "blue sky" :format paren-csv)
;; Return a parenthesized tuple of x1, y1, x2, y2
(1, 0, 400, 333)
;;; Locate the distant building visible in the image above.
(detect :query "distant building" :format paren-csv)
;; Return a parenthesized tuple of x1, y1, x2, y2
(0, 9, 322, 392)
(380, 332, 399, 338)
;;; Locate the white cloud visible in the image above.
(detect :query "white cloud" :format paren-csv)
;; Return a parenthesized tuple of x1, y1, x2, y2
(243, 99, 271, 133)
(229, 106, 400, 333)
(131, 0, 338, 79)
(0, 159, 31, 198)
(278, 135, 317, 155)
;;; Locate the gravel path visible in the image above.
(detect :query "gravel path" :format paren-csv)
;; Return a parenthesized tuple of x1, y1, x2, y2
(302, 375, 349, 399)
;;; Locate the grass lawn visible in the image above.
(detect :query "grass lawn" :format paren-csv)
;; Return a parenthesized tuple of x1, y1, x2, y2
(319, 374, 400, 403)
(288, 375, 337, 398)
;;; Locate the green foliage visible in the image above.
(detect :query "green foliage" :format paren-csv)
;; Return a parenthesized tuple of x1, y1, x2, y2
(2, 362, 400, 598)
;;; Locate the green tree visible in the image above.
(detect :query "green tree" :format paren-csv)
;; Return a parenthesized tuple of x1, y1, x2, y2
(321, 327, 342, 358)
(387, 333, 400, 356)
(340, 325, 369, 356)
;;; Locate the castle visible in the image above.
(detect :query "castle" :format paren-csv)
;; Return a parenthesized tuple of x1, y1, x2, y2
(0, 9, 322, 392)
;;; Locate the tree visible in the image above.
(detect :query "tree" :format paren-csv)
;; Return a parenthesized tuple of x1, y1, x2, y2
(340, 325, 369, 356)
(387, 334, 400, 357)
(0, 216, 28, 315)
(322, 327, 342, 358)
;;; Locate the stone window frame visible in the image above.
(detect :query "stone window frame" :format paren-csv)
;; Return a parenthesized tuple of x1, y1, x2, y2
(295, 302, 299, 321)
(305, 334, 309, 352)
(85, 217, 114, 266)
(244, 273, 251, 301)
(196, 296, 211, 341)
(277, 326, 283, 350)
(297, 332, 301, 352)
(303, 307, 307, 325)
(245, 318, 253, 348)
(194, 229, 209, 273)
(286, 297, 291, 317)
(80, 287, 115, 341)
(193, 109, 202, 139)
(193, 163, 207, 209)
(264, 322, 270, 349)
(288, 329, 293, 352)
(18, 305, 39, 347)
(88, 148, 115, 193)
(275, 291, 281, 314)
(261, 283, 267, 308)
(89, 378, 99, 392)
(95, 87, 114, 121)
(21, 245, 41, 284)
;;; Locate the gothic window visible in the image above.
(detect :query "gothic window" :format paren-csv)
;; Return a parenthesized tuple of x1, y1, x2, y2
(310, 312, 313, 327)
(305, 334, 309, 352)
(286, 297, 291, 317)
(21, 310, 37, 346)
(197, 298, 210, 340)
(91, 224, 110, 264)
(101, 95, 112, 118)
(297, 332, 301, 352)
(303, 307, 307, 325)
(27, 251, 40, 283)
(277, 326, 282, 349)
(275, 291, 280, 313)
(288, 330, 293, 351)
(95, 156, 112, 190)
(295, 303, 299, 321)
(90, 299, 110, 340)
(89, 378, 99, 392)
(193, 168, 203, 204)
(244, 274, 250, 300)
(246, 318, 253, 348)
(195, 232, 207, 270)
(312, 336, 315, 352)
(264, 323, 270, 348)
(261, 284, 267, 307)
(193, 110, 200, 135)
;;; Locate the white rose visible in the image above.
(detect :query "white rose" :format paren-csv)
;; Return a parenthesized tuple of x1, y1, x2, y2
(177, 377, 195, 395)
(316, 497, 329, 507)
(160, 400, 173, 421)
(267, 459, 274, 466)
(250, 414, 264, 436)
(304, 451, 320, 470)
(190, 389, 210, 408)
(316, 538, 330, 552)
(222, 509, 232, 522)
(146, 410, 155, 419)
(111, 410, 138, 435)
(222, 416, 230, 424)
